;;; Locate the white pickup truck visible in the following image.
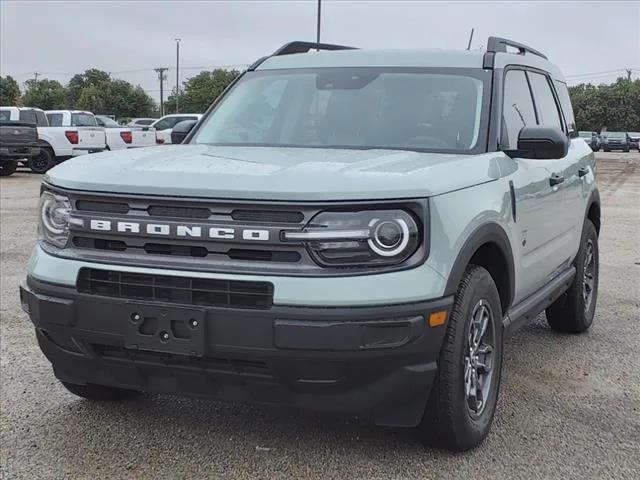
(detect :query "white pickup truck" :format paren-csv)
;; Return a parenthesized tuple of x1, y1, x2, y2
(95, 115, 155, 150)
(150, 113, 202, 144)
(0, 107, 106, 173)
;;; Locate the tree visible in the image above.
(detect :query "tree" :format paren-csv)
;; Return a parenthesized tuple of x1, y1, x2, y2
(0, 75, 21, 105)
(22, 79, 66, 110)
(569, 78, 640, 132)
(66, 69, 156, 118)
(165, 69, 240, 114)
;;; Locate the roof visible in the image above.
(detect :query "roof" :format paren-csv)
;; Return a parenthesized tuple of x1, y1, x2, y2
(258, 48, 486, 70)
(256, 41, 565, 82)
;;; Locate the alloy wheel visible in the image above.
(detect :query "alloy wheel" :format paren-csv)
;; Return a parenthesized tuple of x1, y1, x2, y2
(464, 299, 496, 418)
(583, 239, 595, 313)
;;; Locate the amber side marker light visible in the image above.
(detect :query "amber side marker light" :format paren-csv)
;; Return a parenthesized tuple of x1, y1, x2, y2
(428, 311, 447, 327)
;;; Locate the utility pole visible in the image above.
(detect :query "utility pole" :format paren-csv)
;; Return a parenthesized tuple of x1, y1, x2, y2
(626, 69, 632, 81)
(33, 72, 40, 83)
(316, 0, 321, 50)
(466, 28, 475, 50)
(175, 38, 181, 113)
(154, 67, 168, 116)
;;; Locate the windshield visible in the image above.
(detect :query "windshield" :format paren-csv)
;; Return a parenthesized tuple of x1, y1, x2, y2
(96, 116, 120, 127)
(605, 132, 626, 139)
(193, 68, 488, 153)
(71, 113, 97, 127)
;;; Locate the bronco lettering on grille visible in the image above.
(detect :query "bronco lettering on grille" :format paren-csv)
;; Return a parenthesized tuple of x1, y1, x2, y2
(87, 219, 269, 241)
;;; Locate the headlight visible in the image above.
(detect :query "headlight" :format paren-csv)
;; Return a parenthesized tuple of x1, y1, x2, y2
(38, 191, 73, 248)
(283, 209, 421, 267)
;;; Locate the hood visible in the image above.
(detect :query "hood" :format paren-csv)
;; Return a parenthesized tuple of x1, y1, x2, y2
(46, 145, 504, 201)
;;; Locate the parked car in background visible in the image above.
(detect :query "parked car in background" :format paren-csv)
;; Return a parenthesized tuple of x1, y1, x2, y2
(1, 107, 107, 173)
(601, 131, 630, 152)
(95, 115, 155, 150)
(150, 114, 202, 144)
(628, 132, 640, 151)
(0, 118, 40, 176)
(578, 131, 600, 151)
(127, 118, 157, 128)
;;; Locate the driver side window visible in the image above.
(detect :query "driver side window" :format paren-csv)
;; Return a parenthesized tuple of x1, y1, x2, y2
(502, 70, 537, 149)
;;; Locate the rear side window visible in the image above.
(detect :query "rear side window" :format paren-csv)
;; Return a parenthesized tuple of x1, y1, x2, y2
(502, 70, 537, 149)
(553, 80, 577, 137)
(154, 117, 180, 130)
(71, 113, 97, 126)
(35, 111, 48, 127)
(47, 113, 63, 126)
(136, 119, 154, 126)
(19, 110, 37, 124)
(0, 110, 10, 121)
(527, 72, 562, 129)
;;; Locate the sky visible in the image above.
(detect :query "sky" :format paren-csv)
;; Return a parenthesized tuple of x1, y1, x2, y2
(1, 0, 639, 104)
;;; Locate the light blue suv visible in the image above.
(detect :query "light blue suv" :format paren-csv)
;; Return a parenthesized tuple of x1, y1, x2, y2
(21, 37, 600, 451)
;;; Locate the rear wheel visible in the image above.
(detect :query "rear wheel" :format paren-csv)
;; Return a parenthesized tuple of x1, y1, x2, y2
(29, 148, 54, 174)
(60, 381, 140, 401)
(419, 265, 503, 451)
(0, 161, 18, 176)
(546, 220, 599, 333)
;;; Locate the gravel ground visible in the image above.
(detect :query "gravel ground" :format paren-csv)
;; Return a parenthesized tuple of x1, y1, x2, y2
(1, 152, 639, 479)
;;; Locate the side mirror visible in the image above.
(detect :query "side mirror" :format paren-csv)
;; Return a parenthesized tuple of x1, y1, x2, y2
(511, 126, 569, 159)
(170, 120, 197, 144)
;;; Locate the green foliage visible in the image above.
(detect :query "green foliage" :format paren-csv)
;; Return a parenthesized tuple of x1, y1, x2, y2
(23, 79, 66, 110)
(67, 69, 156, 118)
(165, 69, 240, 114)
(0, 75, 21, 105)
(569, 78, 640, 132)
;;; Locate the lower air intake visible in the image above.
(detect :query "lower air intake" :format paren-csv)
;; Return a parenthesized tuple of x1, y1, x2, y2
(77, 268, 273, 310)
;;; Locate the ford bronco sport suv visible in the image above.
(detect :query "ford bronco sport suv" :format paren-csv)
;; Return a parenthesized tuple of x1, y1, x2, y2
(20, 37, 600, 451)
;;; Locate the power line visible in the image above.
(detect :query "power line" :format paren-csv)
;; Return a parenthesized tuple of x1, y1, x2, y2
(565, 69, 627, 79)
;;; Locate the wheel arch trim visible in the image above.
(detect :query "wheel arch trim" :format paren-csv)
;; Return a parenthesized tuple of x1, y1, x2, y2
(443, 223, 515, 310)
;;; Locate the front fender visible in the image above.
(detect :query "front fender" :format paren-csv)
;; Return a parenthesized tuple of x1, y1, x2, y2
(427, 178, 516, 305)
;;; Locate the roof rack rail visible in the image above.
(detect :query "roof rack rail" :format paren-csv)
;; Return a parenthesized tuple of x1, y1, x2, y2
(272, 41, 357, 57)
(486, 36, 548, 60)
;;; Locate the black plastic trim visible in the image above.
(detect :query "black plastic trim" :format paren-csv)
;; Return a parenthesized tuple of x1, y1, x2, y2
(272, 41, 357, 56)
(508, 180, 516, 222)
(486, 36, 548, 60)
(503, 266, 575, 337)
(444, 223, 515, 308)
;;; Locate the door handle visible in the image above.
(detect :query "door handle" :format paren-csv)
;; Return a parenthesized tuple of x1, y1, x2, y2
(578, 167, 589, 178)
(549, 173, 565, 186)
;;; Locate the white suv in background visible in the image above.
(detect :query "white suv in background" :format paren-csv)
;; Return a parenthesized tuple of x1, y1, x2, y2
(150, 114, 202, 144)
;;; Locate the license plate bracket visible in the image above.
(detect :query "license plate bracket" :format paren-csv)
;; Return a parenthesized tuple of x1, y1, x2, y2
(123, 303, 206, 357)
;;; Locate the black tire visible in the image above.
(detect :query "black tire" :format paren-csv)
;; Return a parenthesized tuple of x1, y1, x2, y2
(60, 381, 140, 401)
(0, 161, 18, 176)
(624, 148, 630, 153)
(29, 148, 55, 174)
(419, 265, 503, 451)
(546, 220, 599, 333)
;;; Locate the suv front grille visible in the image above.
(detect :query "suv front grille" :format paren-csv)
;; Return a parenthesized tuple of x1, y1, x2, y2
(77, 268, 274, 310)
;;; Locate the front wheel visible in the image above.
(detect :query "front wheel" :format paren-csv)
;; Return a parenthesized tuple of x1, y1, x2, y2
(546, 220, 599, 333)
(0, 161, 18, 176)
(418, 265, 503, 451)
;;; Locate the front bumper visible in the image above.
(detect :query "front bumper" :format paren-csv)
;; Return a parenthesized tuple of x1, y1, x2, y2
(21, 276, 452, 427)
